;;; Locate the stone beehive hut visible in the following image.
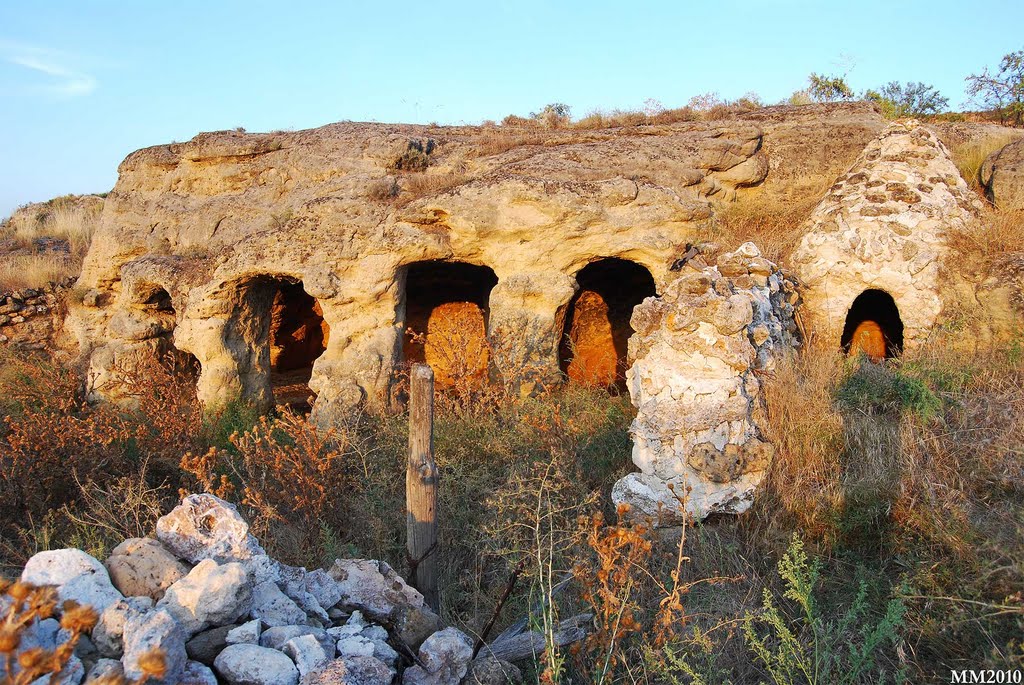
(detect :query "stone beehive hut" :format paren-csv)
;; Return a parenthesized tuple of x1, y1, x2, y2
(792, 121, 984, 357)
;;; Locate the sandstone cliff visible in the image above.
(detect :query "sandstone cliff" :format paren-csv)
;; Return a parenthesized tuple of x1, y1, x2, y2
(69, 104, 887, 422)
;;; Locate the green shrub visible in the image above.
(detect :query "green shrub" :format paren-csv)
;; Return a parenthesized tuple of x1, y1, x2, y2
(743, 536, 906, 685)
(835, 362, 942, 420)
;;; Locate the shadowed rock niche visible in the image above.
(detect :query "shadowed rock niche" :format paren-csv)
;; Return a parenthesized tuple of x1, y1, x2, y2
(233, 276, 328, 411)
(560, 258, 657, 388)
(270, 281, 328, 409)
(143, 286, 201, 382)
(401, 261, 498, 389)
(841, 289, 904, 362)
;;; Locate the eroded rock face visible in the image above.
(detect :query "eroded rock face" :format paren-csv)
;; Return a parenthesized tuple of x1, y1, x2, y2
(613, 243, 800, 522)
(65, 118, 775, 419)
(792, 121, 983, 352)
(981, 136, 1024, 208)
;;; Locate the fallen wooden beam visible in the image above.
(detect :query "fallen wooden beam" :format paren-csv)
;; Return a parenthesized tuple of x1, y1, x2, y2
(475, 613, 592, 663)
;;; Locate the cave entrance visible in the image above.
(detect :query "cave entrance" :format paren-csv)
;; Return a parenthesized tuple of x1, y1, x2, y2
(137, 285, 200, 385)
(840, 289, 904, 362)
(560, 258, 657, 388)
(267, 280, 329, 410)
(402, 261, 498, 389)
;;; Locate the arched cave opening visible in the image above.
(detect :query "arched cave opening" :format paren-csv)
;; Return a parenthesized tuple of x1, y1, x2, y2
(231, 275, 329, 411)
(143, 288, 175, 314)
(401, 261, 498, 388)
(840, 289, 904, 362)
(560, 258, 657, 388)
(267, 280, 329, 410)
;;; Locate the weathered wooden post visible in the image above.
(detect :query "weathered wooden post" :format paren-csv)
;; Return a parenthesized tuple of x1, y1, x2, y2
(407, 363, 439, 611)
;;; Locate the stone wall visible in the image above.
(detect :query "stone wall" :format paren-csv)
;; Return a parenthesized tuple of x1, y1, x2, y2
(0, 279, 74, 351)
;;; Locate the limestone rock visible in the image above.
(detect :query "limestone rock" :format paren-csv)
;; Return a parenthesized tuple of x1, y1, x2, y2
(613, 243, 799, 522)
(301, 656, 394, 685)
(214, 644, 299, 685)
(260, 625, 335, 656)
(403, 627, 474, 685)
(304, 568, 344, 611)
(155, 494, 265, 565)
(250, 579, 308, 627)
(122, 608, 188, 685)
(185, 625, 235, 666)
(66, 117, 777, 420)
(21, 548, 124, 614)
(92, 596, 154, 658)
(105, 537, 190, 601)
(394, 603, 444, 650)
(157, 559, 252, 636)
(283, 634, 332, 679)
(738, 102, 885, 198)
(85, 658, 124, 683)
(463, 657, 523, 685)
(328, 559, 425, 622)
(226, 619, 262, 645)
(22, 548, 106, 587)
(182, 660, 219, 685)
(981, 136, 1024, 208)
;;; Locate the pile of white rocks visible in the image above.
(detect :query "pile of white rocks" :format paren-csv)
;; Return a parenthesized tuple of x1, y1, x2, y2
(12, 494, 521, 685)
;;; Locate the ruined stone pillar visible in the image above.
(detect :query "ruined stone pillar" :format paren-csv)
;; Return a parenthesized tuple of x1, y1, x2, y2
(176, 311, 272, 414)
(486, 272, 577, 395)
(613, 243, 801, 524)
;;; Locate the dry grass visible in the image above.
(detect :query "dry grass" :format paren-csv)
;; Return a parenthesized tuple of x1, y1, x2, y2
(470, 100, 757, 159)
(365, 176, 400, 202)
(474, 131, 545, 157)
(0, 202, 100, 291)
(0, 254, 76, 292)
(948, 205, 1024, 269)
(756, 349, 847, 543)
(401, 170, 468, 202)
(698, 175, 832, 264)
(949, 133, 1021, 192)
(7, 203, 99, 256)
(747, 330, 1024, 679)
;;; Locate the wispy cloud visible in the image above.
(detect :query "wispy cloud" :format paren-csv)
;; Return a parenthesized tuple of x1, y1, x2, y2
(1, 40, 99, 98)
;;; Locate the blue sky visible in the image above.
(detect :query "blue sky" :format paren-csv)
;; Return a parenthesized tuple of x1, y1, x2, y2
(1, 0, 1021, 216)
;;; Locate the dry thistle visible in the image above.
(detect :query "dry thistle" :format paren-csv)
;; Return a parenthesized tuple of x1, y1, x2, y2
(0, 625, 19, 653)
(59, 602, 98, 633)
(137, 647, 168, 680)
